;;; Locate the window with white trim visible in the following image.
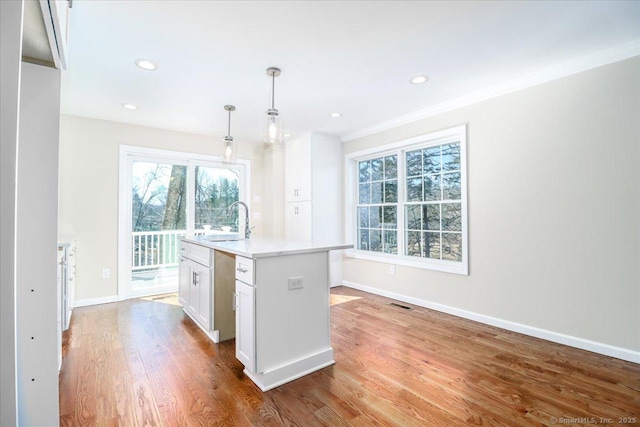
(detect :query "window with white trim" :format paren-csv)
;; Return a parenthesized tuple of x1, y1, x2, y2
(347, 125, 468, 275)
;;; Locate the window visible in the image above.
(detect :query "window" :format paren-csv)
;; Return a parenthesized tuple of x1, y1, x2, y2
(404, 143, 462, 262)
(357, 155, 398, 253)
(346, 125, 467, 275)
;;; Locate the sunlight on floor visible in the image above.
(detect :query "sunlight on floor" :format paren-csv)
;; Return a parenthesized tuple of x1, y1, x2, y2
(330, 294, 362, 306)
(141, 293, 181, 306)
(142, 293, 361, 307)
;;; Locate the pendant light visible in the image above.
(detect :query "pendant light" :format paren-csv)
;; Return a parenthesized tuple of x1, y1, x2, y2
(223, 105, 237, 162)
(264, 67, 284, 144)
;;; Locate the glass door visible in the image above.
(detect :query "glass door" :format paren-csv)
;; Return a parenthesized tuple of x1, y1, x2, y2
(193, 165, 242, 234)
(119, 146, 248, 300)
(130, 160, 187, 296)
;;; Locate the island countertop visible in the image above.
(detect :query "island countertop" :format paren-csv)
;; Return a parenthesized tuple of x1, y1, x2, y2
(181, 236, 352, 259)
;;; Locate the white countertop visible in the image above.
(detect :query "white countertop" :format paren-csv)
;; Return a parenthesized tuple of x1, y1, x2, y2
(182, 236, 352, 259)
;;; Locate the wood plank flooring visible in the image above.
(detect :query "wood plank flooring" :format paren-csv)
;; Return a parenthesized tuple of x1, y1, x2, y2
(59, 287, 640, 426)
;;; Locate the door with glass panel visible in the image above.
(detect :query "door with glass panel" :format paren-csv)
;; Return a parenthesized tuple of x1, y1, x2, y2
(121, 149, 246, 300)
(193, 165, 241, 234)
(130, 160, 188, 296)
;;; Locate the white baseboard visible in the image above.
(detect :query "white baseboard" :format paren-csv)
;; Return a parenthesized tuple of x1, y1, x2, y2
(342, 281, 640, 364)
(75, 287, 179, 308)
(73, 295, 119, 308)
(244, 348, 335, 392)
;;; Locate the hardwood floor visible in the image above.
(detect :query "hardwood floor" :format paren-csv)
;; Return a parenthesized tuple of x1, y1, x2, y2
(59, 287, 640, 426)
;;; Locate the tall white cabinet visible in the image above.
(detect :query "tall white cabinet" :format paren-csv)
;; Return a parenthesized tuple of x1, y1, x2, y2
(15, 62, 61, 425)
(284, 132, 344, 286)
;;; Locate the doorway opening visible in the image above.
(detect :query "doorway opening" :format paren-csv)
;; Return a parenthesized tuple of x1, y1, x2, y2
(118, 146, 249, 300)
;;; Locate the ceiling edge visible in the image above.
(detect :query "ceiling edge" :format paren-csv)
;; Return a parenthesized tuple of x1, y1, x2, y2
(340, 40, 640, 143)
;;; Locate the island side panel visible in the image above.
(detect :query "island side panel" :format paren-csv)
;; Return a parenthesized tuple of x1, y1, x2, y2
(214, 250, 236, 342)
(255, 251, 331, 373)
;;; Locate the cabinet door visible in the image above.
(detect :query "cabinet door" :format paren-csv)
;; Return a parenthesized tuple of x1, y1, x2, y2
(285, 135, 312, 202)
(187, 262, 199, 317)
(178, 257, 191, 307)
(235, 280, 255, 372)
(196, 265, 211, 330)
(285, 201, 312, 241)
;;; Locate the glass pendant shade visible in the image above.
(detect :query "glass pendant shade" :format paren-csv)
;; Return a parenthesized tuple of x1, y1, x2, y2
(223, 136, 237, 162)
(222, 105, 237, 162)
(264, 67, 284, 144)
(264, 109, 284, 144)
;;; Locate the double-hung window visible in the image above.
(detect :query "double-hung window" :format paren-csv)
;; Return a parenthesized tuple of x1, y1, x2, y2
(347, 125, 468, 275)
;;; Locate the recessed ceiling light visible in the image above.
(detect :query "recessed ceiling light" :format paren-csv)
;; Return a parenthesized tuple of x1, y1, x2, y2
(284, 134, 291, 138)
(135, 59, 158, 71)
(122, 103, 138, 110)
(410, 75, 429, 84)
(330, 112, 342, 118)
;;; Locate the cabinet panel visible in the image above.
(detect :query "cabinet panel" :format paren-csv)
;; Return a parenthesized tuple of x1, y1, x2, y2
(285, 201, 312, 241)
(187, 261, 199, 317)
(196, 265, 211, 329)
(178, 257, 190, 307)
(235, 280, 255, 372)
(285, 135, 312, 202)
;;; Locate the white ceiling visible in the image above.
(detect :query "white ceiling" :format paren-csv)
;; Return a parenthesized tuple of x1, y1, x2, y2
(60, 1, 640, 143)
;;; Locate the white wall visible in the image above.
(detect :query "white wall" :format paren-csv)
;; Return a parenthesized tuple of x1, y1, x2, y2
(343, 57, 640, 358)
(0, 1, 23, 424)
(58, 115, 285, 302)
(16, 62, 62, 425)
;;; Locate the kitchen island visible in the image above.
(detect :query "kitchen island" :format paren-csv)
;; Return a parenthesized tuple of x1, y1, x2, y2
(179, 236, 352, 391)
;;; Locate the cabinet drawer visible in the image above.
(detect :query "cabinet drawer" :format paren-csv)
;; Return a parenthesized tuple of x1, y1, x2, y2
(190, 244, 211, 267)
(235, 256, 254, 286)
(179, 241, 190, 256)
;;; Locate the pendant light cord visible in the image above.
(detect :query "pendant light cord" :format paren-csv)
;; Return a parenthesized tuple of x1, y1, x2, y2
(227, 108, 231, 137)
(271, 73, 275, 109)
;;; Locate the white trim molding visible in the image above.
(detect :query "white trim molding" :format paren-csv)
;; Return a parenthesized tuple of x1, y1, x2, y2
(342, 281, 640, 364)
(74, 295, 119, 308)
(341, 41, 640, 142)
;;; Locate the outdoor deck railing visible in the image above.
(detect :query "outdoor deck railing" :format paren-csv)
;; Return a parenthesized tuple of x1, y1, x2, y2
(132, 230, 186, 271)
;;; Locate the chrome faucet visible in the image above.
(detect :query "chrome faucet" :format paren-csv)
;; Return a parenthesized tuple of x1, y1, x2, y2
(228, 201, 251, 239)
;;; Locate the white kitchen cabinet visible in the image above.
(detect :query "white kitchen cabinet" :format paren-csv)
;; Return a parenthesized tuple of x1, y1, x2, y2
(178, 240, 235, 342)
(182, 237, 352, 391)
(56, 239, 75, 371)
(57, 237, 76, 331)
(284, 134, 312, 202)
(178, 257, 190, 307)
(235, 276, 255, 372)
(284, 132, 344, 286)
(195, 264, 211, 328)
(232, 250, 336, 391)
(285, 201, 312, 242)
(56, 245, 65, 372)
(182, 258, 211, 330)
(185, 259, 199, 317)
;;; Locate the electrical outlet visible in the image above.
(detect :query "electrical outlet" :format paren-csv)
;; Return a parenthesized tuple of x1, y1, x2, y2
(288, 276, 303, 290)
(389, 265, 396, 275)
(102, 268, 110, 279)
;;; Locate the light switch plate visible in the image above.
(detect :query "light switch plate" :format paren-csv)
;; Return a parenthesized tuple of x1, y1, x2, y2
(288, 276, 303, 290)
